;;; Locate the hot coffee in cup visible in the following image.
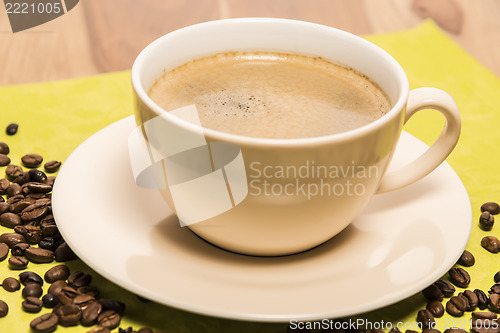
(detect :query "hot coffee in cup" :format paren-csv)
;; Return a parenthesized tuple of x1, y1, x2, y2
(130, 18, 460, 256)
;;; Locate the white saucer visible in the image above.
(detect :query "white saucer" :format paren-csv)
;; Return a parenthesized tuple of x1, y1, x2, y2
(52, 116, 471, 322)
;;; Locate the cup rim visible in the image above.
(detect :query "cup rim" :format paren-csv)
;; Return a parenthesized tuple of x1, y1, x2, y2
(131, 17, 410, 147)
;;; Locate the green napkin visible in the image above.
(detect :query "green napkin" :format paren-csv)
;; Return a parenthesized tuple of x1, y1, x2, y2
(1, 20, 499, 332)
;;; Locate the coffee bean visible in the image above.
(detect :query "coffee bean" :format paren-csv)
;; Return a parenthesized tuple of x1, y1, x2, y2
(57, 286, 78, 305)
(0, 202, 9, 214)
(475, 289, 490, 310)
(490, 294, 500, 312)
(21, 153, 43, 168)
(19, 271, 43, 286)
(39, 237, 57, 250)
(77, 285, 100, 298)
(55, 242, 78, 262)
(482, 236, 500, 253)
(42, 224, 59, 239)
(491, 283, 500, 294)
(54, 303, 82, 326)
(473, 312, 498, 320)
(20, 202, 49, 222)
(119, 328, 135, 333)
(9, 255, 28, 269)
(28, 169, 47, 182)
(458, 250, 475, 266)
(68, 271, 92, 288)
(15, 224, 42, 243)
(48, 280, 68, 296)
(43, 176, 56, 186)
(0, 142, 9, 154)
(22, 282, 43, 298)
(423, 284, 444, 301)
(99, 299, 126, 316)
(426, 299, 445, 318)
(13, 171, 30, 185)
(72, 294, 95, 308)
(417, 309, 435, 328)
(0, 242, 8, 261)
(81, 301, 102, 326)
(0, 212, 21, 228)
(44, 264, 70, 283)
(11, 242, 30, 256)
(482, 202, 500, 215)
(98, 309, 121, 329)
(449, 268, 471, 288)
(0, 178, 9, 195)
(25, 247, 54, 263)
(6, 123, 18, 135)
(87, 327, 111, 333)
(27, 182, 52, 194)
(462, 290, 479, 310)
(5, 164, 23, 180)
(0, 299, 8, 317)
(22, 296, 43, 313)
(2, 277, 20, 292)
(44, 161, 61, 173)
(444, 329, 467, 333)
(0, 153, 10, 166)
(6, 182, 21, 197)
(9, 200, 31, 214)
(446, 295, 467, 316)
(30, 312, 58, 333)
(42, 293, 59, 308)
(480, 211, 495, 231)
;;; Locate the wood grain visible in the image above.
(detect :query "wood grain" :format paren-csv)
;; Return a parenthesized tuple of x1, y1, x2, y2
(0, 0, 499, 86)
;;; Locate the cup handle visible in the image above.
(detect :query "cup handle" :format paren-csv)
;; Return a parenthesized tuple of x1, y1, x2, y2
(376, 87, 461, 193)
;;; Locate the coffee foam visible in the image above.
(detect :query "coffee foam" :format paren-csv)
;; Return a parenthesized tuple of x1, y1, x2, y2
(148, 52, 391, 139)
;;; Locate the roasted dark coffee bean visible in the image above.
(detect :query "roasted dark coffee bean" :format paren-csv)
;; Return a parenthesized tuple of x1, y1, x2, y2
(22, 283, 43, 298)
(458, 250, 475, 266)
(0, 153, 10, 166)
(22, 296, 43, 313)
(0, 142, 9, 154)
(462, 290, 479, 310)
(57, 286, 78, 304)
(98, 309, 121, 329)
(28, 169, 47, 182)
(20, 201, 49, 222)
(417, 309, 435, 328)
(494, 272, 500, 283)
(72, 294, 95, 309)
(11, 242, 29, 256)
(6, 123, 18, 135)
(30, 312, 59, 333)
(15, 224, 42, 243)
(5, 164, 23, 180)
(0, 202, 9, 214)
(449, 267, 471, 288)
(42, 224, 59, 239)
(446, 295, 467, 316)
(0, 299, 8, 317)
(475, 289, 489, 309)
(25, 247, 54, 263)
(19, 271, 43, 286)
(9, 255, 28, 269)
(48, 280, 68, 296)
(87, 327, 111, 333)
(77, 285, 100, 298)
(44, 264, 70, 283)
(9, 200, 31, 213)
(0, 196, 3, 202)
(68, 271, 92, 288)
(42, 293, 59, 308)
(55, 242, 78, 262)
(491, 283, 500, 294)
(39, 237, 57, 250)
(423, 284, 445, 301)
(480, 211, 495, 231)
(0, 232, 27, 247)
(0, 212, 22, 228)
(482, 202, 500, 215)
(0, 178, 10, 194)
(426, 299, 445, 318)
(13, 171, 30, 185)
(0, 242, 8, 260)
(21, 153, 43, 168)
(482, 236, 500, 253)
(6, 193, 24, 205)
(44, 161, 61, 173)
(490, 294, 500, 312)
(472, 312, 498, 320)
(43, 176, 56, 186)
(2, 277, 20, 292)
(99, 299, 126, 316)
(6, 182, 21, 197)
(27, 182, 52, 194)
(54, 303, 82, 326)
(81, 301, 102, 326)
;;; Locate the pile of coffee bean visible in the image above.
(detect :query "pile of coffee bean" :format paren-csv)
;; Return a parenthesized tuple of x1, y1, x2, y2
(0, 130, 168, 332)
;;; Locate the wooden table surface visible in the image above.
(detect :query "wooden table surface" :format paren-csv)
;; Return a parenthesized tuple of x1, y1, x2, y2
(0, 0, 499, 86)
